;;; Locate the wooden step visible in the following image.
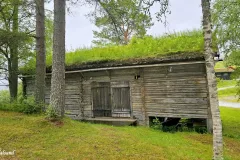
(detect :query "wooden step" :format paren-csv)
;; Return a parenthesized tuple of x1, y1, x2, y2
(82, 117, 137, 126)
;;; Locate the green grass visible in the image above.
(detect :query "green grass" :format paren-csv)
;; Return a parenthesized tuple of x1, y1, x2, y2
(217, 80, 237, 89)
(22, 30, 208, 74)
(217, 80, 239, 102)
(220, 107, 240, 139)
(218, 87, 238, 98)
(0, 107, 239, 160)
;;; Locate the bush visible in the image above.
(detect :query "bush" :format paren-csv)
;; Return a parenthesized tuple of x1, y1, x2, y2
(46, 105, 59, 120)
(0, 87, 41, 114)
(21, 97, 41, 114)
(216, 77, 221, 83)
(150, 117, 162, 130)
(150, 117, 207, 134)
(0, 96, 41, 114)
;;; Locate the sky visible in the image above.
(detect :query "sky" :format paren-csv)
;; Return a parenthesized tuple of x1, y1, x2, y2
(0, 0, 202, 90)
(47, 0, 202, 51)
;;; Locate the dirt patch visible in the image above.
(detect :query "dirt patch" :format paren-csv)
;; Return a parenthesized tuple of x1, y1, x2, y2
(52, 120, 64, 127)
(45, 118, 64, 127)
(224, 138, 240, 153)
(185, 134, 212, 145)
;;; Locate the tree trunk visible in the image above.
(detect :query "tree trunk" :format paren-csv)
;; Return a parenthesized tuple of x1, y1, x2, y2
(201, 0, 223, 159)
(35, 0, 46, 109)
(50, 0, 66, 118)
(8, 0, 19, 101)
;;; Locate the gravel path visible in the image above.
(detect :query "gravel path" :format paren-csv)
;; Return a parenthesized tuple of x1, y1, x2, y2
(219, 101, 240, 108)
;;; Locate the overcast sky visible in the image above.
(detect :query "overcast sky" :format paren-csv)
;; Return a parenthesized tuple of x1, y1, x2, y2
(47, 0, 202, 51)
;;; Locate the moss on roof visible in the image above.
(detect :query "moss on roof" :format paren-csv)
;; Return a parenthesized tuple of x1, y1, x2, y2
(21, 30, 216, 75)
(215, 61, 225, 69)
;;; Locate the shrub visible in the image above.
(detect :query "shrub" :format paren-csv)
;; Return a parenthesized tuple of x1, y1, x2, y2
(150, 117, 162, 130)
(45, 105, 59, 120)
(20, 97, 41, 114)
(0, 87, 41, 114)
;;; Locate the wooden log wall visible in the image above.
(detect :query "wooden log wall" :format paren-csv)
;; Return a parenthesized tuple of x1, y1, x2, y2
(24, 61, 210, 126)
(143, 63, 209, 119)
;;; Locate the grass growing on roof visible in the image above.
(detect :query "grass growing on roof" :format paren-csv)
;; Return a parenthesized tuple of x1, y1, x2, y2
(64, 30, 204, 66)
(21, 30, 207, 74)
(215, 61, 225, 69)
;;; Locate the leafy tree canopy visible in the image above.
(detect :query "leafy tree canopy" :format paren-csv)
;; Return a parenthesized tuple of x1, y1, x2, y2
(213, 0, 240, 66)
(88, 0, 153, 46)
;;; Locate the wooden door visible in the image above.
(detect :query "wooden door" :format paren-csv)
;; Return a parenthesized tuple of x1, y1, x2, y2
(111, 82, 131, 118)
(92, 82, 111, 117)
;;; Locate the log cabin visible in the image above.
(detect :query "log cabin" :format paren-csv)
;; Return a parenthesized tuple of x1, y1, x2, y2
(22, 52, 212, 130)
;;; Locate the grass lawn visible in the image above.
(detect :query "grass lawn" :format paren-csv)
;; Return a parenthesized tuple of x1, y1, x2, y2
(218, 87, 238, 98)
(217, 80, 239, 102)
(0, 107, 239, 160)
(221, 107, 240, 139)
(217, 80, 237, 89)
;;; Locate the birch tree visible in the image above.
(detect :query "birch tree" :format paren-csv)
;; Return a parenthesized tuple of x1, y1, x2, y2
(201, 0, 223, 159)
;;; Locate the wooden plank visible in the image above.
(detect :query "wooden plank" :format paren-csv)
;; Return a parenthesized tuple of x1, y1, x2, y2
(145, 97, 208, 104)
(92, 82, 111, 117)
(112, 85, 131, 118)
(145, 93, 208, 98)
(147, 112, 208, 119)
(145, 104, 208, 109)
(146, 108, 208, 114)
(111, 81, 130, 88)
(144, 88, 208, 93)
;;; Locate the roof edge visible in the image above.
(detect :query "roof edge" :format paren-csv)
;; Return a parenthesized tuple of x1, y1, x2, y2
(47, 52, 205, 73)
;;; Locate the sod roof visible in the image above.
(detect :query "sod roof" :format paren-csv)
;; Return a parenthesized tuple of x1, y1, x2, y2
(21, 30, 216, 75)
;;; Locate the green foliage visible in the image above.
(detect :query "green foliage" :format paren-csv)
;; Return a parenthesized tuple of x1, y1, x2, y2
(0, 96, 41, 114)
(22, 30, 208, 74)
(216, 77, 221, 83)
(225, 50, 240, 67)
(0, 29, 30, 46)
(46, 105, 59, 120)
(213, 0, 240, 54)
(213, 0, 240, 90)
(151, 117, 207, 134)
(21, 97, 41, 114)
(45, 12, 54, 55)
(150, 117, 162, 130)
(90, 0, 153, 45)
(0, 86, 41, 114)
